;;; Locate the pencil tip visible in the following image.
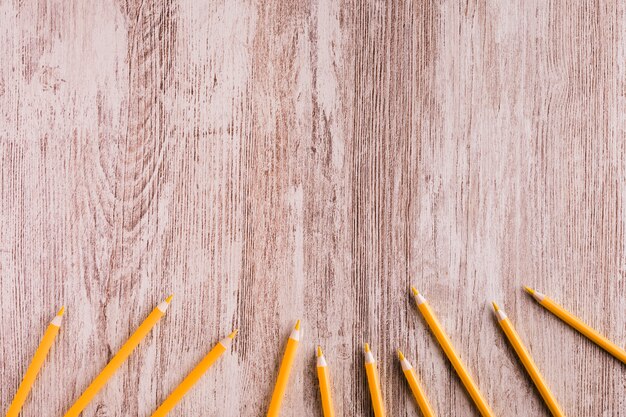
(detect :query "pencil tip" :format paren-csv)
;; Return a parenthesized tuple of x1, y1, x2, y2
(317, 346, 323, 357)
(397, 349, 405, 361)
(228, 329, 238, 339)
(364, 343, 370, 352)
(57, 306, 65, 316)
(410, 287, 418, 296)
(165, 294, 174, 303)
(492, 301, 499, 311)
(523, 286, 535, 295)
(294, 320, 301, 330)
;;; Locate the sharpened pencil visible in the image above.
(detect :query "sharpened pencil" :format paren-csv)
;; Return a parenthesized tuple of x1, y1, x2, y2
(6, 307, 65, 417)
(397, 350, 436, 417)
(64, 296, 173, 417)
(150, 330, 238, 417)
(364, 343, 386, 417)
(316, 346, 335, 417)
(411, 288, 495, 417)
(267, 320, 301, 417)
(525, 286, 626, 364)
(493, 302, 564, 417)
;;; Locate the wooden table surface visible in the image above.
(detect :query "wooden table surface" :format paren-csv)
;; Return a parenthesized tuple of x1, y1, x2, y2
(1, 1, 626, 416)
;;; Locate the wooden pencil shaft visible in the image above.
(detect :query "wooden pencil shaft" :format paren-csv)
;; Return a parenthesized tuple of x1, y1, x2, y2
(64, 306, 166, 417)
(365, 362, 386, 417)
(150, 343, 227, 417)
(417, 301, 495, 417)
(498, 316, 564, 417)
(541, 297, 626, 364)
(266, 337, 299, 417)
(6, 322, 60, 417)
(402, 367, 436, 417)
(316, 365, 335, 417)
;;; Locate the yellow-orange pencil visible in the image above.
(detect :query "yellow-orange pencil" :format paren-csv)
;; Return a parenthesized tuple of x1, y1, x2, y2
(364, 343, 386, 417)
(525, 286, 626, 364)
(64, 295, 173, 417)
(6, 307, 65, 417)
(397, 350, 436, 417)
(411, 288, 494, 417)
(316, 346, 335, 417)
(267, 320, 301, 417)
(150, 329, 238, 417)
(492, 302, 564, 417)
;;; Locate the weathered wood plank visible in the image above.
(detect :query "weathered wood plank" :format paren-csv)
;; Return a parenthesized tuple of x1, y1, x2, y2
(1, 1, 625, 416)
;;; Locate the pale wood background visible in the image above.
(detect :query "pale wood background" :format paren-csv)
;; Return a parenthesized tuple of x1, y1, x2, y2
(1, 0, 625, 416)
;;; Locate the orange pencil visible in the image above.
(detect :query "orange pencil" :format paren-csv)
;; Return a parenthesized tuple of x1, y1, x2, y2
(493, 302, 564, 417)
(64, 296, 172, 417)
(525, 286, 626, 364)
(397, 350, 436, 417)
(6, 307, 65, 417)
(316, 346, 335, 417)
(411, 288, 495, 417)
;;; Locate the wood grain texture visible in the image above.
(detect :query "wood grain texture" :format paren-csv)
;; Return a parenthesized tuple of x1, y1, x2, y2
(1, 0, 625, 416)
